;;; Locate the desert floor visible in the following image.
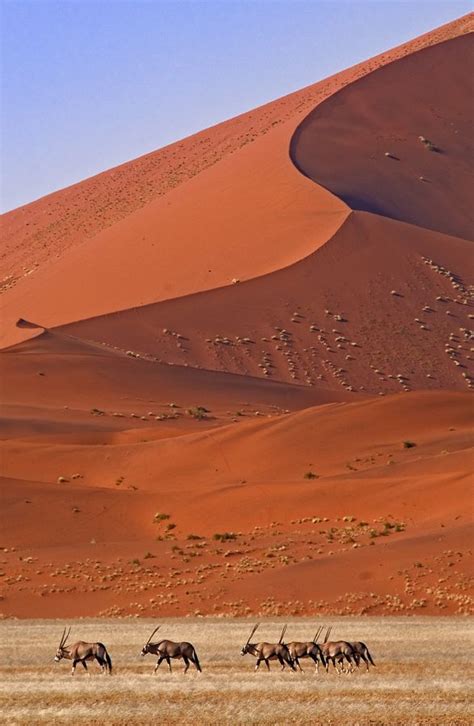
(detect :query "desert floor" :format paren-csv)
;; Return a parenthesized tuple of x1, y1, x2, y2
(0, 617, 472, 725)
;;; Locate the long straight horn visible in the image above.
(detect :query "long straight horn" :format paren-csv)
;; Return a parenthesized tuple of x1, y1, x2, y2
(324, 626, 332, 643)
(63, 626, 71, 647)
(279, 624, 287, 644)
(146, 625, 161, 645)
(246, 623, 259, 646)
(58, 627, 67, 648)
(313, 626, 323, 643)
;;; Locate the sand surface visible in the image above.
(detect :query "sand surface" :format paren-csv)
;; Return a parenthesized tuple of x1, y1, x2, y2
(0, 14, 472, 619)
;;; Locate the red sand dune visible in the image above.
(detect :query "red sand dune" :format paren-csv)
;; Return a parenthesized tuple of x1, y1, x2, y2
(0, 14, 473, 618)
(0, 389, 472, 617)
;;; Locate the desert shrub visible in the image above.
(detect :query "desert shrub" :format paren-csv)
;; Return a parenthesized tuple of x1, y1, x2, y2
(403, 441, 417, 449)
(213, 532, 237, 542)
(153, 512, 170, 522)
(304, 471, 318, 480)
(419, 136, 440, 152)
(187, 406, 210, 420)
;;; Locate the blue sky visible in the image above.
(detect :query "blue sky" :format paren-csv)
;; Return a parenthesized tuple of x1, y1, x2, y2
(1, 0, 470, 212)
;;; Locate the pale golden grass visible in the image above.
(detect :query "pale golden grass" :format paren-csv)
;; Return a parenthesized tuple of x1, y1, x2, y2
(0, 617, 472, 725)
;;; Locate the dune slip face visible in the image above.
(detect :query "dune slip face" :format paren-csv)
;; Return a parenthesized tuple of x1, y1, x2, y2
(0, 14, 473, 618)
(290, 33, 474, 240)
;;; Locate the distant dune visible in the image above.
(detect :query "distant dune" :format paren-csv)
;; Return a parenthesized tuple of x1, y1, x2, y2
(0, 14, 472, 618)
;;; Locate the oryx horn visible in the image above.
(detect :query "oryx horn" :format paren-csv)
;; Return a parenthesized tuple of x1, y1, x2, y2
(279, 624, 288, 644)
(146, 625, 161, 645)
(246, 623, 259, 645)
(313, 625, 323, 643)
(59, 626, 71, 649)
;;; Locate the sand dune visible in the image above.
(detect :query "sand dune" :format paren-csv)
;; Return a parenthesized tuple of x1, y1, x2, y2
(59, 210, 473, 395)
(0, 389, 472, 617)
(1, 14, 471, 348)
(0, 15, 473, 618)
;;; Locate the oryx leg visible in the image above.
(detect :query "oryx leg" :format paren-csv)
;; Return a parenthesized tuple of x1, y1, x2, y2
(183, 656, 190, 674)
(264, 658, 271, 671)
(71, 659, 79, 676)
(154, 656, 165, 673)
(277, 654, 286, 671)
(345, 654, 355, 673)
(81, 660, 91, 677)
(310, 654, 319, 672)
(166, 656, 172, 673)
(255, 657, 263, 671)
(360, 653, 370, 671)
(294, 656, 304, 672)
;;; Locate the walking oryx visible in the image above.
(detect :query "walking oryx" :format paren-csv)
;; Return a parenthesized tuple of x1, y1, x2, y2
(286, 626, 327, 672)
(54, 627, 112, 675)
(140, 626, 202, 673)
(241, 624, 296, 672)
(349, 641, 376, 671)
(319, 627, 357, 674)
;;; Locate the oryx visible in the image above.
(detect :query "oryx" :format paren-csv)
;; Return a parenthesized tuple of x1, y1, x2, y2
(140, 625, 202, 673)
(349, 641, 376, 671)
(241, 623, 296, 671)
(54, 627, 112, 675)
(286, 625, 327, 672)
(319, 626, 356, 674)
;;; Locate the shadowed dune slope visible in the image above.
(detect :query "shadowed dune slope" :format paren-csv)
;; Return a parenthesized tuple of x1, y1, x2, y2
(61, 211, 474, 395)
(0, 330, 343, 430)
(291, 34, 474, 239)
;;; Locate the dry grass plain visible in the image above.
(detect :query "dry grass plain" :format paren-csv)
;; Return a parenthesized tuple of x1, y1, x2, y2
(0, 618, 472, 725)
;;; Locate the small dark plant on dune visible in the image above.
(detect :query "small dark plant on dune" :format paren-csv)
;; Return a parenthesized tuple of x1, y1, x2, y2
(187, 406, 210, 420)
(213, 532, 237, 542)
(418, 136, 441, 152)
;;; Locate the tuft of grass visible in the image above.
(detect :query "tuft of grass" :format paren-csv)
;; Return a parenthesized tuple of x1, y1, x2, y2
(418, 136, 440, 152)
(153, 512, 170, 522)
(90, 407, 105, 416)
(187, 406, 210, 420)
(213, 532, 237, 542)
(187, 534, 204, 541)
(304, 471, 319, 480)
(403, 441, 417, 449)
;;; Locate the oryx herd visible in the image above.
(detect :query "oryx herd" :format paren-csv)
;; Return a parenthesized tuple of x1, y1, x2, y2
(54, 623, 374, 676)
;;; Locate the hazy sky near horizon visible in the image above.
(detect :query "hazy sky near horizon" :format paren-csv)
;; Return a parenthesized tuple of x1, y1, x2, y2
(2, 0, 470, 212)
